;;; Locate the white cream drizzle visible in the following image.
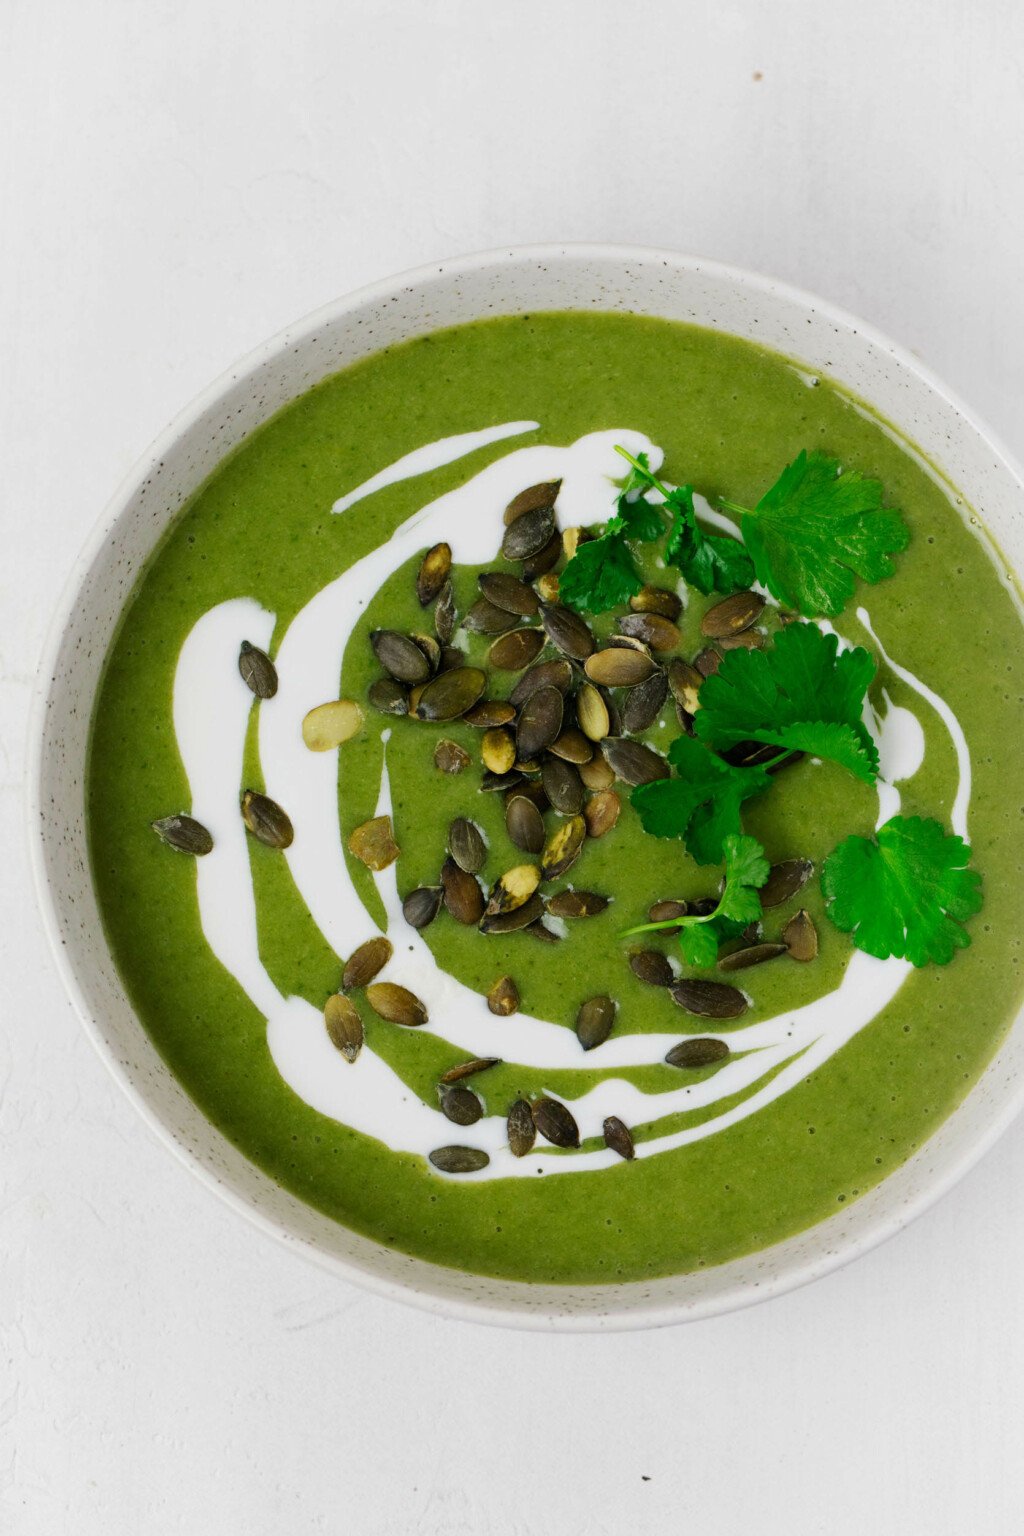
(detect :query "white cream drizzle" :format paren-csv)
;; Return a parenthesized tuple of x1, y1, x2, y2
(172, 426, 971, 1180)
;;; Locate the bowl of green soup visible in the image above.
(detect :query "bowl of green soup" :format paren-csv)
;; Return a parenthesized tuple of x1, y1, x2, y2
(30, 246, 1024, 1328)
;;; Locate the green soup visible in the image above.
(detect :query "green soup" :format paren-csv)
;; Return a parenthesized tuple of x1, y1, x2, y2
(87, 313, 1024, 1284)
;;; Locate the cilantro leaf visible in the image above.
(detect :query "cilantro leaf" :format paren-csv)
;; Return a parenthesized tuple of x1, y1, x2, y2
(679, 924, 720, 968)
(724, 449, 910, 618)
(821, 815, 982, 967)
(558, 531, 643, 613)
(620, 832, 769, 968)
(663, 484, 755, 595)
(694, 621, 879, 782)
(631, 735, 773, 865)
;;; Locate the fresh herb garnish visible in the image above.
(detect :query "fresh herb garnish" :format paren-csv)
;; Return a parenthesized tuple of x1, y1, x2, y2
(693, 621, 880, 782)
(631, 734, 776, 865)
(822, 815, 982, 966)
(559, 450, 665, 613)
(720, 449, 910, 618)
(616, 448, 756, 596)
(621, 833, 770, 967)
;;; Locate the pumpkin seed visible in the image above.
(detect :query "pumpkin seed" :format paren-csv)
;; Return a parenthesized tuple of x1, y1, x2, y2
(722, 739, 783, 768)
(670, 979, 748, 1020)
(577, 683, 610, 742)
(621, 670, 669, 733)
(665, 1037, 730, 1068)
(241, 790, 294, 849)
(365, 982, 428, 1026)
(630, 586, 682, 620)
(370, 629, 432, 684)
(585, 648, 657, 687)
(501, 504, 556, 561)
(368, 676, 410, 716)
(629, 948, 673, 987)
(718, 630, 764, 651)
(438, 645, 464, 671)
(540, 603, 595, 661)
(324, 993, 364, 1062)
(549, 728, 593, 765)
(540, 815, 586, 880)
(484, 864, 541, 917)
(533, 1097, 581, 1147)
(441, 856, 485, 924)
(481, 768, 525, 793)
(760, 858, 815, 908)
(700, 590, 766, 638)
(434, 737, 471, 774)
(603, 1116, 635, 1161)
(415, 667, 487, 721)
(516, 684, 564, 760)
(510, 658, 573, 706)
(479, 571, 540, 617)
(583, 789, 621, 839)
(348, 814, 399, 870)
(507, 1098, 536, 1156)
(479, 892, 546, 933)
(575, 995, 616, 1050)
(536, 573, 560, 603)
(648, 898, 688, 922)
(434, 579, 457, 644)
(481, 727, 517, 776)
(463, 699, 517, 728)
(487, 976, 520, 1016)
(579, 754, 616, 791)
(667, 658, 704, 715)
(522, 529, 562, 580)
(301, 698, 364, 751)
(488, 627, 544, 673)
(506, 794, 545, 854)
(504, 480, 561, 525)
(617, 612, 682, 651)
(541, 757, 583, 815)
(694, 647, 722, 678)
(238, 640, 278, 699)
(561, 526, 586, 560)
(416, 542, 452, 606)
(403, 885, 442, 929)
(439, 1084, 483, 1126)
(342, 935, 393, 991)
(429, 1145, 489, 1174)
(548, 890, 609, 918)
(527, 919, 562, 943)
(601, 737, 670, 786)
(718, 941, 789, 972)
(448, 817, 487, 874)
(464, 596, 518, 636)
(441, 1057, 501, 1084)
(783, 908, 818, 961)
(412, 632, 442, 674)
(688, 897, 719, 917)
(151, 814, 213, 856)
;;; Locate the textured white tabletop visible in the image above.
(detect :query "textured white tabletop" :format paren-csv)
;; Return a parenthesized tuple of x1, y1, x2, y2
(4, 2, 1024, 1531)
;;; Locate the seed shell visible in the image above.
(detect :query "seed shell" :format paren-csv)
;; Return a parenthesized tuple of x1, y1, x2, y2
(238, 640, 278, 699)
(540, 603, 595, 661)
(700, 590, 766, 638)
(416, 542, 452, 606)
(629, 948, 674, 987)
(403, 885, 442, 930)
(621, 670, 669, 733)
(516, 684, 564, 760)
(301, 698, 364, 751)
(241, 790, 294, 849)
(601, 737, 670, 786)
(440, 1057, 501, 1084)
(439, 1084, 483, 1126)
(783, 908, 819, 961)
(448, 817, 487, 873)
(533, 1097, 581, 1147)
(441, 857, 486, 924)
(151, 814, 214, 856)
(365, 982, 428, 1026)
(540, 815, 586, 880)
(342, 935, 393, 991)
(434, 737, 471, 774)
(507, 1098, 536, 1156)
(665, 1037, 731, 1068)
(347, 814, 399, 870)
(429, 1145, 490, 1174)
(504, 480, 560, 525)
(371, 629, 432, 684)
(760, 859, 815, 909)
(718, 941, 789, 972)
(506, 794, 546, 854)
(501, 504, 556, 561)
(487, 976, 520, 1016)
(479, 571, 541, 617)
(324, 992, 364, 1062)
(415, 667, 487, 721)
(670, 979, 748, 1020)
(603, 1116, 636, 1161)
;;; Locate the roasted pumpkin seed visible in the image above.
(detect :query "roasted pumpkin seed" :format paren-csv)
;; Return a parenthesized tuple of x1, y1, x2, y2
(760, 858, 815, 908)
(603, 1116, 635, 1161)
(415, 667, 487, 721)
(630, 586, 682, 620)
(601, 737, 670, 786)
(368, 676, 410, 716)
(324, 992, 364, 1062)
(241, 790, 294, 849)
(617, 612, 682, 651)
(700, 590, 765, 638)
(575, 995, 616, 1051)
(301, 698, 364, 751)
(533, 1097, 581, 1147)
(510, 658, 573, 706)
(347, 815, 399, 870)
(448, 817, 487, 874)
(416, 542, 452, 606)
(439, 1084, 483, 1126)
(783, 908, 819, 961)
(527, 919, 562, 943)
(548, 728, 593, 765)
(481, 768, 525, 793)
(505, 794, 545, 854)
(561, 525, 585, 560)
(629, 948, 674, 987)
(540, 815, 586, 880)
(718, 630, 764, 651)
(694, 647, 722, 678)
(479, 892, 546, 933)
(536, 572, 560, 603)
(540, 603, 595, 661)
(521, 529, 563, 580)
(487, 976, 520, 1016)
(151, 814, 213, 856)
(371, 629, 432, 684)
(484, 864, 541, 917)
(621, 670, 668, 733)
(504, 480, 560, 525)
(481, 727, 517, 775)
(464, 596, 518, 635)
(670, 979, 747, 1019)
(585, 648, 657, 687)
(429, 1145, 489, 1174)
(548, 890, 609, 919)
(577, 682, 611, 742)
(441, 857, 485, 925)
(238, 640, 278, 699)
(648, 898, 688, 922)
(583, 789, 621, 838)
(463, 699, 517, 728)
(412, 632, 442, 674)
(665, 1037, 730, 1068)
(403, 885, 443, 930)
(479, 571, 541, 616)
(507, 1098, 536, 1156)
(516, 684, 564, 760)
(579, 754, 616, 791)
(438, 645, 464, 672)
(342, 935, 393, 991)
(434, 737, 471, 774)
(434, 578, 457, 644)
(501, 504, 556, 561)
(718, 941, 789, 972)
(488, 627, 545, 671)
(667, 658, 704, 715)
(541, 756, 584, 815)
(441, 1056, 501, 1084)
(365, 982, 428, 1026)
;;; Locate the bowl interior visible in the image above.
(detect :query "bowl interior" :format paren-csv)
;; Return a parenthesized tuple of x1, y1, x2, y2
(32, 246, 1024, 1329)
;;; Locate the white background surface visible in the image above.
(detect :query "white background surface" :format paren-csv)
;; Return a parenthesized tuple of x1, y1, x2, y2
(3, 2, 1024, 1531)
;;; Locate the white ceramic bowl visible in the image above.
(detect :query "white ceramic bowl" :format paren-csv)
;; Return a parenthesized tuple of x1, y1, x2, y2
(29, 246, 1024, 1330)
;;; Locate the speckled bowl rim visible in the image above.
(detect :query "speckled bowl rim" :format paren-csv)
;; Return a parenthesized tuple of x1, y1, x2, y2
(27, 244, 1024, 1331)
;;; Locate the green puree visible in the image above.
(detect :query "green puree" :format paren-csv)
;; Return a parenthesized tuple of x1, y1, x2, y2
(87, 314, 1024, 1284)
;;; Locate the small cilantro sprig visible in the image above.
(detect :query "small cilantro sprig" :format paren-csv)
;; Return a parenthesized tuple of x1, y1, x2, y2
(621, 833, 770, 968)
(694, 621, 880, 783)
(616, 448, 755, 596)
(559, 451, 664, 613)
(720, 449, 910, 618)
(631, 734, 777, 865)
(822, 815, 982, 966)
